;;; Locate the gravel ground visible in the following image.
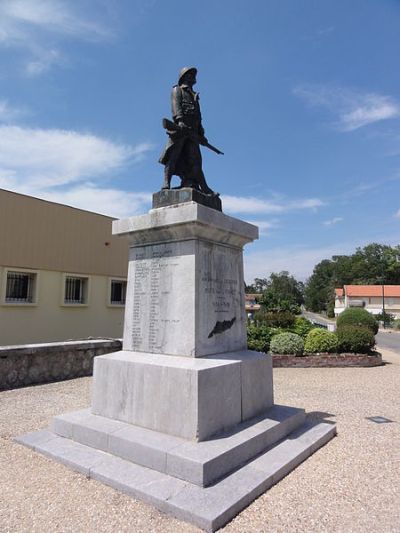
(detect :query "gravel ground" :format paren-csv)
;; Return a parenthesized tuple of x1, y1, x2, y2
(1, 348, 399, 533)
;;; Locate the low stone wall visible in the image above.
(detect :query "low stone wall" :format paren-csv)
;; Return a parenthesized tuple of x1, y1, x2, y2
(0, 339, 122, 390)
(272, 352, 383, 368)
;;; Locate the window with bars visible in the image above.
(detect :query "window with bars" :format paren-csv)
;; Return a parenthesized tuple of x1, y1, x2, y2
(5, 271, 36, 303)
(64, 276, 88, 304)
(110, 279, 127, 305)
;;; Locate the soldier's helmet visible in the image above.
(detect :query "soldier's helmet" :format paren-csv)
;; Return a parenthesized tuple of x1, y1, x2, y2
(178, 66, 197, 84)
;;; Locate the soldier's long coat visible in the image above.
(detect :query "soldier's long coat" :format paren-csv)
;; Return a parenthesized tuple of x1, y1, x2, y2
(159, 84, 204, 171)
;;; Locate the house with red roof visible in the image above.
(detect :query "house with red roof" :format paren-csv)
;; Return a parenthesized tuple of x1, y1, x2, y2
(334, 285, 400, 318)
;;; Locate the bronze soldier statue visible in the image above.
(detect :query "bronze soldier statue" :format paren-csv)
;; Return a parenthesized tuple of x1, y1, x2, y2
(159, 67, 222, 195)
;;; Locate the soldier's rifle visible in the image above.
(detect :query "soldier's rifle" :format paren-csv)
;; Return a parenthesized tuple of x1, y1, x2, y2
(162, 118, 224, 156)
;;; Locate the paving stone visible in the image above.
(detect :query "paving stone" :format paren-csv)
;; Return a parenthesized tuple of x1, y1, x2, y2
(34, 435, 109, 476)
(109, 424, 182, 472)
(16, 418, 336, 532)
(14, 429, 56, 450)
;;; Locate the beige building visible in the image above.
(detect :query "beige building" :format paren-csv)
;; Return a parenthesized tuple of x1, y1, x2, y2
(334, 285, 400, 318)
(0, 189, 128, 345)
(245, 293, 261, 319)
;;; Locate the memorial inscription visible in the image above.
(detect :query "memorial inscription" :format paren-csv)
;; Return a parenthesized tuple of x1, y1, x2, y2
(197, 242, 247, 354)
(124, 242, 195, 355)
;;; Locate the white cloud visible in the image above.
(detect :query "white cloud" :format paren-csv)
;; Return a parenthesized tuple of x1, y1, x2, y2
(0, 125, 154, 217)
(0, 0, 112, 75)
(323, 217, 343, 226)
(0, 125, 153, 188)
(395, 210, 400, 219)
(0, 0, 110, 40)
(222, 194, 324, 215)
(223, 195, 283, 214)
(294, 84, 400, 131)
(25, 48, 61, 76)
(35, 185, 152, 218)
(0, 100, 25, 122)
(244, 219, 278, 236)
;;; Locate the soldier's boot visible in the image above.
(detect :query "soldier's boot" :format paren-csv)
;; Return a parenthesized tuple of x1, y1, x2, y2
(197, 169, 217, 196)
(162, 168, 172, 190)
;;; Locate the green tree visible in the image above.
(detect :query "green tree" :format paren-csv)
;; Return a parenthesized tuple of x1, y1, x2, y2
(304, 260, 334, 312)
(258, 271, 304, 313)
(245, 277, 269, 293)
(305, 243, 400, 313)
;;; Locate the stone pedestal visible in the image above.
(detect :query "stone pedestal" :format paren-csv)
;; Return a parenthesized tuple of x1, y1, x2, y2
(91, 350, 273, 441)
(16, 200, 336, 532)
(90, 201, 272, 440)
(114, 201, 256, 357)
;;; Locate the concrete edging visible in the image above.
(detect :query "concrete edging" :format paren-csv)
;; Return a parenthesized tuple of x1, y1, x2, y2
(272, 352, 383, 368)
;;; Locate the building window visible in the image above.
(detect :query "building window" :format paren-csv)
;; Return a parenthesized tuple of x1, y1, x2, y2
(110, 279, 127, 305)
(64, 276, 88, 304)
(5, 271, 36, 303)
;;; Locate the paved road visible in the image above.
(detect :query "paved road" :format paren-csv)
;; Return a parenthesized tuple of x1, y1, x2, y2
(301, 309, 335, 327)
(376, 330, 400, 354)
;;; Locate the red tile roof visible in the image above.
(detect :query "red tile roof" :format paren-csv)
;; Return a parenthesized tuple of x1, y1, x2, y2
(343, 285, 400, 297)
(335, 288, 344, 297)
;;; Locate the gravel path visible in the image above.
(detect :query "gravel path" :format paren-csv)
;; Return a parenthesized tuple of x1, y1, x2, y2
(1, 349, 399, 533)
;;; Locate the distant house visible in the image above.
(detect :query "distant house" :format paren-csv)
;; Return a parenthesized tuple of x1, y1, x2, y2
(245, 293, 262, 319)
(0, 189, 128, 345)
(334, 285, 400, 318)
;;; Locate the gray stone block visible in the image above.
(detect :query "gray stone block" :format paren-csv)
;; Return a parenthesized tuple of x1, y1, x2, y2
(33, 435, 109, 476)
(166, 405, 305, 486)
(51, 409, 89, 438)
(251, 421, 336, 483)
(90, 455, 187, 513)
(48, 404, 306, 486)
(112, 204, 258, 358)
(92, 350, 273, 441)
(14, 429, 56, 450)
(49, 404, 304, 487)
(215, 351, 274, 419)
(166, 464, 273, 532)
(16, 419, 336, 531)
(152, 188, 222, 212)
(51, 409, 127, 452)
(108, 424, 182, 472)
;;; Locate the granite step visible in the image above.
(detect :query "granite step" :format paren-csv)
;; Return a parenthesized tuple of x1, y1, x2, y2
(50, 404, 306, 487)
(15, 419, 336, 532)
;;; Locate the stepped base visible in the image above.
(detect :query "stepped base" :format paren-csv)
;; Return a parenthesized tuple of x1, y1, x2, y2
(16, 408, 336, 531)
(50, 404, 305, 487)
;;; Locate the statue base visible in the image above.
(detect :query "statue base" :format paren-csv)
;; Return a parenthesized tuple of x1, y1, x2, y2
(153, 188, 222, 211)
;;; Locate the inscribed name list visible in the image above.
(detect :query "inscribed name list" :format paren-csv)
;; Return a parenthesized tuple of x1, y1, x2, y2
(124, 242, 195, 355)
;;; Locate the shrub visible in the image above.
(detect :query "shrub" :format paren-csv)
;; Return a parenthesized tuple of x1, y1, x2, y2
(254, 310, 296, 329)
(304, 328, 339, 354)
(247, 324, 271, 353)
(337, 325, 375, 354)
(290, 316, 315, 339)
(336, 308, 379, 335)
(393, 319, 400, 331)
(270, 332, 304, 355)
(375, 312, 395, 327)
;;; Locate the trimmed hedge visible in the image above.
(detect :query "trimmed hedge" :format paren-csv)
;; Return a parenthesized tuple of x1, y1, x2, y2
(337, 325, 375, 354)
(254, 310, 296, 328)
(336, 308, 379, 335)
(290, 316, 315, 339)
(247, 324, 271, 353)
(270, 332, 304, 356)
(304, 328, 339, 354)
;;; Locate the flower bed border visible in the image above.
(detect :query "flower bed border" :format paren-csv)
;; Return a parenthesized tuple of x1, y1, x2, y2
(272, 352, 383, 368)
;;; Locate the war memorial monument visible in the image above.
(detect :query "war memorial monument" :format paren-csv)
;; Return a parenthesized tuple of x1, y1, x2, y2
(17, 68, 336, 531)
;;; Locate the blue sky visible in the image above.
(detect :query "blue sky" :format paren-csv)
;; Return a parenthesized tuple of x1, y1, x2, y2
(1, 0, 400, 281)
